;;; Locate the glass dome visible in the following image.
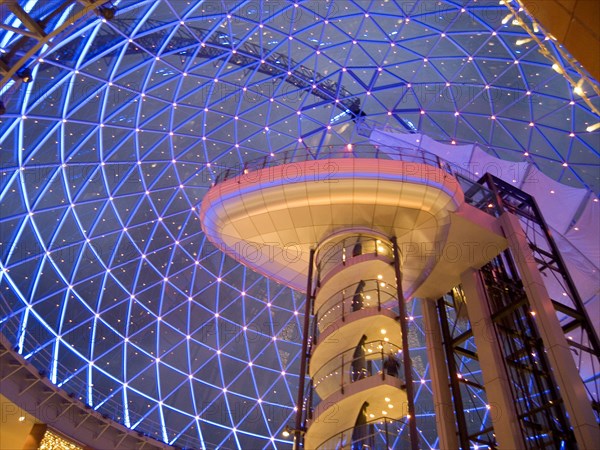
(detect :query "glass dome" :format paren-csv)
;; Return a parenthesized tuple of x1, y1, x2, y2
(0, 0, 598, 448)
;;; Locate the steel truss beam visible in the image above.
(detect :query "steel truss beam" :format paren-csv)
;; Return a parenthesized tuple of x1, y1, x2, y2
(50, 17, 361, 117)
(436, 173, 599, 449)
(0, 0, 112, 89)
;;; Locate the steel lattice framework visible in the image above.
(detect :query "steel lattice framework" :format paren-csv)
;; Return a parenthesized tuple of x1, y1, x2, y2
(0, 0, 598, 449)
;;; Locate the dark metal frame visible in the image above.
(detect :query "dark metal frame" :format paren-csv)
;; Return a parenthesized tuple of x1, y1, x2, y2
(481, 173, 600, 417)
(436, 294, 471, 449)
(293, 249, 314, 449)
(43, 18, 362, 119)
(437, 290, 498, 449)
(479, 253, 575, 448)
(391, 236, 419, 450)
(0, 0, 112, 86)
(435, 173, 599, 449)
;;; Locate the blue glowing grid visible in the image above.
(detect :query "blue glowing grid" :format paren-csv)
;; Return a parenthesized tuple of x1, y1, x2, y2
(0, 0, 598, 448)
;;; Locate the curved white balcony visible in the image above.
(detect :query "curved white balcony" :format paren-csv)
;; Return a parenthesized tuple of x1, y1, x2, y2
(311, 339, 404, 400)
(304, 375, 407, 450)
(314, 278, 398, 337)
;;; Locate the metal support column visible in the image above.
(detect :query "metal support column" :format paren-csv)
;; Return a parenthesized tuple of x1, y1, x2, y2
(460, 268, 526, 450)
(422, 299, 460, 450)
(293, 249, 315, 449)
(391, 236, 419, 450)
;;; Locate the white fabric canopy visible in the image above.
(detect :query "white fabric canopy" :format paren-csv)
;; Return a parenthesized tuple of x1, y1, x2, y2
(370, 127, 600, 311)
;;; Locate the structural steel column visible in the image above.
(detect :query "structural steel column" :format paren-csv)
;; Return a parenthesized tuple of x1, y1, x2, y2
(460, 269, 525, 450)
(422, 299, 459, 450)
(294, 249, 315, 449)
(499, 212, 599, 447)
(391, 236, 419, 450)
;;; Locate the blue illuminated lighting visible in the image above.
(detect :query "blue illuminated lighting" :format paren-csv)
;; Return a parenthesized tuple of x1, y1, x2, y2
(0, 0, 598, 449)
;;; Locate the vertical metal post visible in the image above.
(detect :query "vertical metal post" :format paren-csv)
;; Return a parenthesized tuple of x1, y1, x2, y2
(436, 297, 470, 449)
(340, 354, 345, 395)
(422, 299, 460, 450)
(381, 347, 385, 381)
(294, 248, 315, 449)
(391, 236, 419, 450)
(384, 418, 390, 449)
(460, 268, 526, 449)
